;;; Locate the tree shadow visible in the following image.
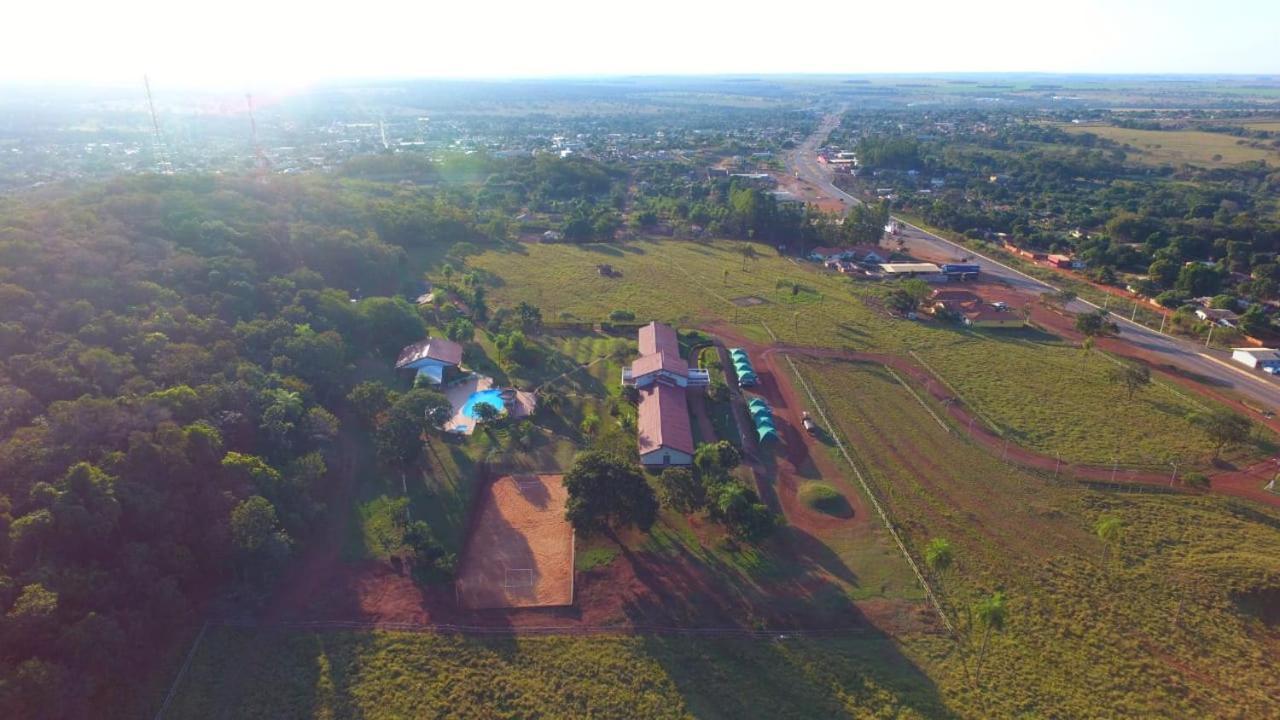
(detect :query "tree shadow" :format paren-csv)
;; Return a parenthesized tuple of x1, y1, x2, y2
(636, 628, 955, 719)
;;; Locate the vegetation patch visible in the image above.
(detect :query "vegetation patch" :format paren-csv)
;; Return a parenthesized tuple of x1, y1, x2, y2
(793, 357, 1280, 718)
(798, 481, 853, 517)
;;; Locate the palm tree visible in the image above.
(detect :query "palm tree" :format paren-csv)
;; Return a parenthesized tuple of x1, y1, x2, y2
(1095, 515, 1124, 566)
(973, 591, 1008, 686)
(925, 537, 954, 592)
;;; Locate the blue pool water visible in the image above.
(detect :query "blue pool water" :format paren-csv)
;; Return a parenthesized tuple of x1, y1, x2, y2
(461, 389, 506, 419)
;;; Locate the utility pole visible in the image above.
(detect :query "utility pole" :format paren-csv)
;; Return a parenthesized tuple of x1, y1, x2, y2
(1205, 324, 1215, 348)
(143, 75, 171, 174)
(1169, 462, 1178, 486)
(1131, 304, 1139, 322)
(246, 94, 271, 181)
(1158, 314, 1166, 334)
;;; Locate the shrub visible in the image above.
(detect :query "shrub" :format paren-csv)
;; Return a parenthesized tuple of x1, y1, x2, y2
(798, 482, 853, 518)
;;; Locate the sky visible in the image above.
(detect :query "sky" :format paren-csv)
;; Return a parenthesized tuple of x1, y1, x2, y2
(5, 0, 1278, 90)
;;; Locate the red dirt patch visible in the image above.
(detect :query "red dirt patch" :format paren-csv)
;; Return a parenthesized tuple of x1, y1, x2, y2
(456, 474, 574, 609)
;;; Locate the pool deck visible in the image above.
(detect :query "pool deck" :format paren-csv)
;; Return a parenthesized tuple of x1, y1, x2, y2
(445, 375, 496, 435)
(443, 374, 540, 435)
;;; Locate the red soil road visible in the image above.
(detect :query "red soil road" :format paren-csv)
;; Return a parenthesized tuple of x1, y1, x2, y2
(704, 330, 872, 534)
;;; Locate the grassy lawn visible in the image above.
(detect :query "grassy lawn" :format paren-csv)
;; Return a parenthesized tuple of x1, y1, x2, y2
(913, 328, 1277, 466)
(1064, 124, 1280, 167)
(790, 357, 1280, 718)
(464, 238, 897, 350)
(165, 627, 952, 720)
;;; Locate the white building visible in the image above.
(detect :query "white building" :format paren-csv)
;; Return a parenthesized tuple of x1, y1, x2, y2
(1231, 347, 1280, 373)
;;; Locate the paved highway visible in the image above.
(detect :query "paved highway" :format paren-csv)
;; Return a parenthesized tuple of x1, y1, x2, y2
(786, 115, 1280, 411)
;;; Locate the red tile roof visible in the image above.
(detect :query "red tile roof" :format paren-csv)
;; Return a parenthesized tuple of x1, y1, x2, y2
(638, 321, 679, 357)
(636, 382, 694, 456)
(395, 337, 464, 369)
(629, 351, 689, 379)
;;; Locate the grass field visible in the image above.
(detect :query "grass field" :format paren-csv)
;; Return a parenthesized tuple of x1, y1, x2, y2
(165, 627, 952, 719)
(790, 357, 1280, 717)
(914, 328, 1276, 466)
(1064, 124, 1280, 167)
(464, 239, 895, 349)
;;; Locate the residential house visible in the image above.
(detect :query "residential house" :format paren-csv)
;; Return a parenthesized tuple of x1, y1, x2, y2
(395, 337, 464, 384)
(1196, 307, 1239, 327)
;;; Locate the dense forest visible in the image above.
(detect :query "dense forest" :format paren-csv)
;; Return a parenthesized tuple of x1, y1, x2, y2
(0, 174, 521, 717)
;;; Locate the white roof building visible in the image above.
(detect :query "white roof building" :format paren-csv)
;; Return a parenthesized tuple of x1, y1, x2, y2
(1231, 347, 1280, 369)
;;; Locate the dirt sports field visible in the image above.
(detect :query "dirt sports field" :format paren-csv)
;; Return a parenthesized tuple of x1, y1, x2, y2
(456, 474, 575, 609)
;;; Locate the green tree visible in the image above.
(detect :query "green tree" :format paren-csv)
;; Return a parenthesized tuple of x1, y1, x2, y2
(925, 537, 955, 592)
(230, 495, 281, 554)
(1148, 258, 1179, 288)
(1095, 515, 1124, 566)
(348, 381, 396, 426)
(885, 289, 917, 316)
(1075, 310, 1119, 339)
(1188, 408, 1252, 458)
(376, 388, 451, 467)
(693, 440, 742, 477)
(563, 451, 658, 536)
(1107, 363, 1151, 401)
(445, 317, 476, 343)
(1044, 289, 1077, 311)
(657, 467, 705, 513)
(707, 481, 777, 543)
(517, 301, 543, 333)
(973, 591, 1009, 686)
(1175, 263, 1222, 298)
(1238, 304, 1268, 336)
(900, 278, 932, 309)
(472, 402, 501, 434)
(359, 297, 427, 360)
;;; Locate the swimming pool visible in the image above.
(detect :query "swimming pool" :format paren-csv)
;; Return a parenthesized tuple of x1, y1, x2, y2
(461, 389, 506, 419)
